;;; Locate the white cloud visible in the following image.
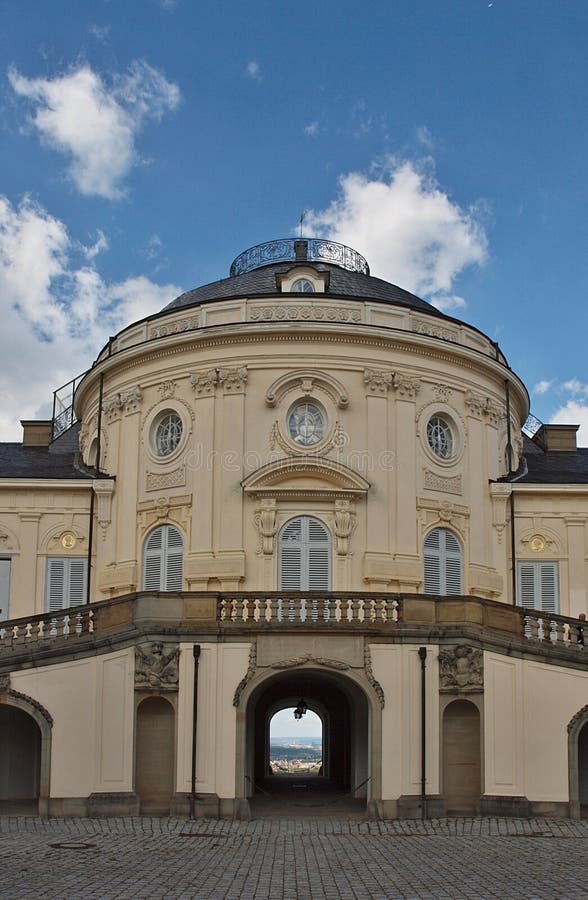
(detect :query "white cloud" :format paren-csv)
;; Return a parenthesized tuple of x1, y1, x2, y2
(0, 195, 181, 439)
(8, 61, 180, 199)
(563, 378, 588, 396)
(246, 61, 262, 82)
(83, 230, 109, 260)
(416, 125, 434, 151)
(533, 379, 553, 396)
(552, 402, 588, 446)
(429, 294, 466, 313)
(304, 121, 319, 137)
(89, 24, 110, 42)
(304, 158, 488, 300)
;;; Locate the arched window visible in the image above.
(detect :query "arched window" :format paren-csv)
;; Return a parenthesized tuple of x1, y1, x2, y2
(423, 528, 463, 595)
(143, 525, 184, 591)
(278, 516, 331, 591)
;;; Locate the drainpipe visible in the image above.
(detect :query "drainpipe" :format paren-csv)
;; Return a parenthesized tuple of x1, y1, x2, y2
(189, 645, 201, 819)
(505, 380, 517, 605)
(86, 487, 95, 604)
(418, 646, 427, 819)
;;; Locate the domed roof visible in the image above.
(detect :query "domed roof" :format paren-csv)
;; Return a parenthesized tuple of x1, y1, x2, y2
(163, 238, 442, 317)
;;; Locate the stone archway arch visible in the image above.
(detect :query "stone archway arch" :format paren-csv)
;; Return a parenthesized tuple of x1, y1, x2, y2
(0, 680, 52, 816)
(234, 661, 382, 819)
(568, 703, 588, 819)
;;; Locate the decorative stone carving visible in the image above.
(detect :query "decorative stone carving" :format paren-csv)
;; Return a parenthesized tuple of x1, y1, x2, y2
(465, 390, 503, 426)
(364, 369, 394, 394)
(137, 494, 191, 535)
(2, 687, 54, 724)
(439, 645, 484, 692)
(93, 479, 115, 539)
(423, 469, 463, 495)
(490, 482, 511, 543)
(233, 642, 257, 707)
(0, 529, 12, 550)
(218, 366, 248, 394)
(104, 386, 142, 422)
(412, 319, 457, 342)
(0, 674, 10, 692)
(265, 370, 349, 409)
(364, 646, 385, 708)
(135, 642, 180, 691)
(253, 500, 278, 555)
(150, 314, 200, 339)
(270, 419, 346, 457)
(250, 305, 361, 324)
(49, 529, 86, 550)
(393, 373, 420, 400)
(146, 466, 186, 492)
(190, 369, 218, 396)
(270, 654, 350, 671)
(432, 384, 452, 402)
(334, 499, 356, 555)
(157, 380, 176, 400)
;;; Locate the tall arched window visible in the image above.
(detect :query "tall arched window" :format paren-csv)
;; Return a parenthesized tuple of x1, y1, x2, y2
(423, 527, 463, 595)
(278, 516, 331, 591)
(143, 525, 184, 591)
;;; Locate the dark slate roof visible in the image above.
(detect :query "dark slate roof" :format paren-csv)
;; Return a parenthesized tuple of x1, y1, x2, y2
(164, 262, 441, 316)
(507, 435, 588, 484)
(0, 426, 93, 480)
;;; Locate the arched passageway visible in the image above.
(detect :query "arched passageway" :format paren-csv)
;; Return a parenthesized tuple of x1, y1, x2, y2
(578, 722, 588, 816)
(0, 705, 41, 813)
(442, 699, 481, 814)
(135, 696, 175, 815)
(244, 668, 372, 818)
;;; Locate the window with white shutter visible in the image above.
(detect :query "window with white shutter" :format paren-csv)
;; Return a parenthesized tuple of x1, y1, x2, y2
(517, 561, 559, 613)
(143, 525, 184, 592)
(46, 558, 88, 611)
(423, 528, 463, 595)
(278, 517, 331, 590)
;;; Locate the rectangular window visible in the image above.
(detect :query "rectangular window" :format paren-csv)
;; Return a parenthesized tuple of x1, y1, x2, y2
(0, 559, 10, 621)
(517, 561, 559, 613)
(46, 558, 87, 612)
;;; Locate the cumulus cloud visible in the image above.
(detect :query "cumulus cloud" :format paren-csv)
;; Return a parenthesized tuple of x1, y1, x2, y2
(0, 195, 181, 439)
(8, 61, 180, 199)
(246, 61, 262, 81)
(304, 158, 488, 304)
(563, 378, 588, 396)
(304, 121, 319, 137)
(533, 379, 553, 396)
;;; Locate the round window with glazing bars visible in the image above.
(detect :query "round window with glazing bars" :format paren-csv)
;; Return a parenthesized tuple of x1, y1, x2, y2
(287, 401, 326, 446)
(154, 412, 183, 457)
(291, 278, 315, 293)
(427, 416, 454, 460)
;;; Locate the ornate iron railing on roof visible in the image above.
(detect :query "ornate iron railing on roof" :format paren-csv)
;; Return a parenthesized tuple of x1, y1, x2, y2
(52, 372, 86, 440)
(230, 239, 370, 278)
(523, 413, 543, 438)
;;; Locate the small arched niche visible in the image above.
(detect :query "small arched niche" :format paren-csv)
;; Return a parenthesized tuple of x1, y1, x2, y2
(442, 698, 481, 814)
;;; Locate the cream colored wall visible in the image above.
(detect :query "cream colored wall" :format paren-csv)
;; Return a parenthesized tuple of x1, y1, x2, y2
(10, 647, 134, 797)
(176, 642, 250, 799)
(71, 296, 527, 603)
(484, 651, 588, 803)
(0, 485, 91, 619)
(371, 644, 440, 800)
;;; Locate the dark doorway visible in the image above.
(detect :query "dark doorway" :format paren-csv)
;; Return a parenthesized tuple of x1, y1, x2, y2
(578, 722, 588, 816)
(443, 699, 481, 814)
(0, 705, 41, 813)
(135, 696, 175, 815)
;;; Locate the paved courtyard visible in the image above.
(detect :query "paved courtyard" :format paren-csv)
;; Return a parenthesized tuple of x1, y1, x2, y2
(0, 815, 587, 899)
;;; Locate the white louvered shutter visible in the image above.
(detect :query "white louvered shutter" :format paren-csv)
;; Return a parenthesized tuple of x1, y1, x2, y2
(278, 517, 331, 590)
(143, 525, 184, 591)
(423, 528, 462, 595)
(517, 561, 559, 613)
(306, 518, 331, 590)
(46, 558, 88, 611)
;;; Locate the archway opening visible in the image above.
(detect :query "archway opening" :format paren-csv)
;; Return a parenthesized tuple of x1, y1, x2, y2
(269, 708, 323, 777)
(0, 705, 41, 814)
(135, 696, 175, 815)
(578, 722, 588, 817)
(246, 668, 370, 818)
(442, 699, 481, 815)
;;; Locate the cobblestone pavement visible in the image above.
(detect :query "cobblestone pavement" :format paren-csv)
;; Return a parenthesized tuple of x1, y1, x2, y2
(1, 815, 587, 899)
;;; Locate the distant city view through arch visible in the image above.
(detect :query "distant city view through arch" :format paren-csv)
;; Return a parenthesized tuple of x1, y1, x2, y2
(269, 708, 323, 776)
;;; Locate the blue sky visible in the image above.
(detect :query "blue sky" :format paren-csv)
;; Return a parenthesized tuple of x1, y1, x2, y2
(1, 0, 587, 440)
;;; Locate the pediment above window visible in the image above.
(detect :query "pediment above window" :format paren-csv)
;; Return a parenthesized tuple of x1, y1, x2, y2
(275, 266, 329, 294)
(242, 458, 369, 500)
(265, 369, 349, 409)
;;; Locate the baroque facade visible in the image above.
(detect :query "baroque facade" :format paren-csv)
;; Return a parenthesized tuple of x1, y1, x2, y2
(1, 237, 588, 819)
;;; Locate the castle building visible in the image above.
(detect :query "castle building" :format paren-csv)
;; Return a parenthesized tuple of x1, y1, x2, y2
(1, 238, 588, 818)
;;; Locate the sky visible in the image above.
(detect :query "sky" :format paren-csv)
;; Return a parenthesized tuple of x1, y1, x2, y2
(1, 1, 587, 441)
(270, 708, 322, 740)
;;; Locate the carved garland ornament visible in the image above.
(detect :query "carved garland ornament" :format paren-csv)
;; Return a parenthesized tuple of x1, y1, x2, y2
(250, 305, 361, 324)
(364, 369, 421, 399)
(150, 314, 200, 339)
(364, 646, 385, 708)
(0, 676, 54, 725)
(233, 641, 257, 707)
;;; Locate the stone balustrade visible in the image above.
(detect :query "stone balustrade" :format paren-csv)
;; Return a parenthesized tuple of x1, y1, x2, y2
(523, 609, 586, 649)
(0, 607, 94, 648)
(218, 593, 398, 625)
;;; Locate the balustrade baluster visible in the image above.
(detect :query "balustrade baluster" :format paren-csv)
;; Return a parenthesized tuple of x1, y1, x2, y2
(549, 620, 559, 644)
(536, 617, 544, 641)
(339, 597, 350, 622)
(49, 618, 58, 637)
(350, 597, 360, 622)
(271, 596, 280, 622)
